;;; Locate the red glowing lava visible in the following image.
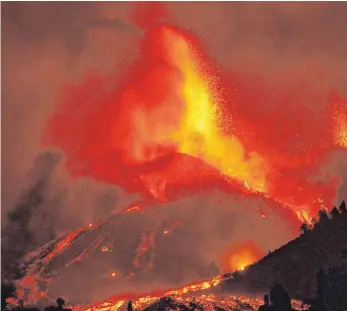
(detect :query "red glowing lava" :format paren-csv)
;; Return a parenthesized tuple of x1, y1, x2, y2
(220, 241, 265, 273)
(44, 8, 346, 226)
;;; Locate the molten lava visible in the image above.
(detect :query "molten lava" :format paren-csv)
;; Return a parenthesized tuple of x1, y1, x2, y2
(70, 274, 309, 311)
(45, 18, 346, 225)
(220, 241, 264, 273)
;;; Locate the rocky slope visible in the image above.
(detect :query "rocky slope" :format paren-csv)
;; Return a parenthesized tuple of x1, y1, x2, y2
(219, 202, 347, 299)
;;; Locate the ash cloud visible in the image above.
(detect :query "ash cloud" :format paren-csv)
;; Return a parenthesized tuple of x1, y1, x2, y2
(2, 151, 61, 277)
(1, 150, 139, 280)
(1, 1, 347, 301)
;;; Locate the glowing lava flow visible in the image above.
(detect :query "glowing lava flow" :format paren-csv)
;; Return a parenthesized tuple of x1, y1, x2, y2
(15, 222, 106, 303)
(72, 274, 308, 311)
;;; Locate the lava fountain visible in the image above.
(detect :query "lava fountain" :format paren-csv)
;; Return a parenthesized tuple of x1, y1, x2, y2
(45, 20, 345, 223)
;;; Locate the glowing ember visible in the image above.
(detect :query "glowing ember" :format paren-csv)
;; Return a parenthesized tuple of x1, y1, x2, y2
(332, 99, 347, 148)
(109, 272, 117, 278)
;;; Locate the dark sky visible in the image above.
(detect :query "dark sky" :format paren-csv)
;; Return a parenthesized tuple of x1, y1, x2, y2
(2, 1, 347, 224)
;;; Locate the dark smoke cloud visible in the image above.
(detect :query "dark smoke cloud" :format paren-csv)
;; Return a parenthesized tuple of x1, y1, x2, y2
(1, 149, 140, 280)
(2, 152, 61, 277)
(1, 1, 347, 299)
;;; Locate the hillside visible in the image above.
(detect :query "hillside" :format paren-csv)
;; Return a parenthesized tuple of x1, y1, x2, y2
(219, 201, 347, 299)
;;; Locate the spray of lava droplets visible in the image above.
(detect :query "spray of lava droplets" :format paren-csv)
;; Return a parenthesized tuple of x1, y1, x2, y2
(45, 9, 346, 225)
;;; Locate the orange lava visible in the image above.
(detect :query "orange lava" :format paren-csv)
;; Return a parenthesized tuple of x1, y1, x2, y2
(71, 274, 309, 311)
(15, 221, 106, 303)
(73, 275, 223, 311)
(220, 241, 264, 273)
(44, 14, 346, 226)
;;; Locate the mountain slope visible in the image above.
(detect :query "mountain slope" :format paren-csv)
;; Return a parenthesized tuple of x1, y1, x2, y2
(219, 202, 347, 299)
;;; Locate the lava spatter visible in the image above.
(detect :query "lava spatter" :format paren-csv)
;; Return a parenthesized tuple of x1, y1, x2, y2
(45, 19, 346, 224)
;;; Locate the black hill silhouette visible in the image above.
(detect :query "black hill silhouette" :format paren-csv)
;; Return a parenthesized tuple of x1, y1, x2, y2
(221, 201, 347, 300)
(307, 265, 347, 311)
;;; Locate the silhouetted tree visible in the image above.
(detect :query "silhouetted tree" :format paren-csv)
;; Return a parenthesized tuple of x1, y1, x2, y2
(258, 294, 271, 311)
(318, 210, 329, 223)
(311, 217, 318, 228)
(300, 223, 309, 234)
(56, 298, 65, 310)
(44, 297, 71, 311)
(127, 301, 134, 311)
(338, 201, 346, 214)
(330, 207, 340, 218)
(1, 282, 16, 311)
(232, 271, 241, 279)
(269, 283, 291, 311)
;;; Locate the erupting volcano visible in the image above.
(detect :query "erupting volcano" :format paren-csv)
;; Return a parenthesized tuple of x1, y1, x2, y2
(45, 11, 345, 225)
(6, 2, 347, 311)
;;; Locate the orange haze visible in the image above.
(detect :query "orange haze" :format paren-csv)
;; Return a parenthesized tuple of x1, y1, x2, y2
(220, 241, 264, 273)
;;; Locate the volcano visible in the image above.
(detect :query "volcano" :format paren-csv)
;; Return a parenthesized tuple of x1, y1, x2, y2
(5, 3, 347, 311)
(44, 20, 346, 225)
(13, 185, 293, 306)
